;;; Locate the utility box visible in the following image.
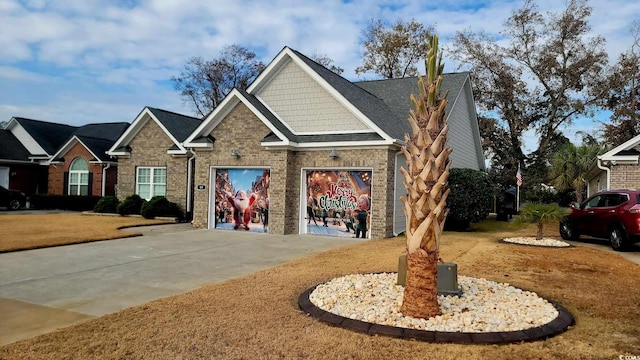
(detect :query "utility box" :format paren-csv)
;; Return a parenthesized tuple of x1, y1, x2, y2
(397, 255, 462, 297)
(437, 262, 462, 296)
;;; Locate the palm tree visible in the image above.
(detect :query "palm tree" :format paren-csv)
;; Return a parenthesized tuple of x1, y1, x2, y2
(399, 34, 451, 319)
(549, 137, 602, 204)
(518, 203, 567, 239)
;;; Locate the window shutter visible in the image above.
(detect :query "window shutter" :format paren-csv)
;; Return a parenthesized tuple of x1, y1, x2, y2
(88, 172, 93, 196)
(63, 172, 69, 195)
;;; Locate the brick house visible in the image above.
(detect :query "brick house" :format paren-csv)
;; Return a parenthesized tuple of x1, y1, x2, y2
(47, 123, 129, 196)
(107, 107, 202, 218)
(587, 134, 640, 196)
(183, 47, 485, 239)
(1, 117, 77, 195)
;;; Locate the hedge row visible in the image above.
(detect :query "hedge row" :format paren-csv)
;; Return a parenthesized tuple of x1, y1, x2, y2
(30, 194, 102, 211)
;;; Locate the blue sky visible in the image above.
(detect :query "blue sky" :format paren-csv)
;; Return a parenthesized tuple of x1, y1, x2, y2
(1, 0, 638, 152)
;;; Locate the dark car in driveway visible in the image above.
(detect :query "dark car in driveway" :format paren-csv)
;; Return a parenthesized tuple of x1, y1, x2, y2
(0, 185, 26, 210)
(560, 189, 640, 251)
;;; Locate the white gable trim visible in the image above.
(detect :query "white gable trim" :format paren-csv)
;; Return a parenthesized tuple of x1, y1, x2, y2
(48, 136, 102, 164)
(184, 89, 289, 148)
(247, 47, 393, 141)
(599, 134, 640, 162)
(6, 118, 48, 156)
(107, 107, 185, 155)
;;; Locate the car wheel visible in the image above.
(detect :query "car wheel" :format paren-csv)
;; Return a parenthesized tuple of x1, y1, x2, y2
(8, 199, 21, 210)
(609, 226, 629, 251)
(559, 220, 578, 240)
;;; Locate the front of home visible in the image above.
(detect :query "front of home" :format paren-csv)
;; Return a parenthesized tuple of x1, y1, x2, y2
(182, 46, 485, 239)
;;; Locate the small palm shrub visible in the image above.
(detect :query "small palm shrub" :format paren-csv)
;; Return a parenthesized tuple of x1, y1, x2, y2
(93, 196, 120, 213)
(140, 196, 182, 220)
(518, 202, 567, 239)
(117, 194, 146, 216)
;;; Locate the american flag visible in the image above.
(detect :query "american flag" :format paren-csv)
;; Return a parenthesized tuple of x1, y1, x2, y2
(516, 165, 523, 187)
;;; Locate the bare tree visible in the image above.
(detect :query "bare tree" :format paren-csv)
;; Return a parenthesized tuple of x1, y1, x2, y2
(172, 45, 266, 117)
(356, 19, 434, 79)
(451, 0, 608, 170)
(309, 51, 344, 75)
(601, 19, 640, 147)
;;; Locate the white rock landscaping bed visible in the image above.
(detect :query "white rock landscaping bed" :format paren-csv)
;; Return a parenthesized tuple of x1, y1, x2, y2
(502, 237, 571, 247)
(309, 273, 559, 333)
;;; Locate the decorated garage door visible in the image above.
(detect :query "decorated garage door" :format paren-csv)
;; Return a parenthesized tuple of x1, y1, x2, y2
(213, 168, 270, 233)
(304, 170, 372, 238)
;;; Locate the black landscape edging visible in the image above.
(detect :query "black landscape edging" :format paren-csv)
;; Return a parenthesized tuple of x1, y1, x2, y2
(298, 283, 575, 344)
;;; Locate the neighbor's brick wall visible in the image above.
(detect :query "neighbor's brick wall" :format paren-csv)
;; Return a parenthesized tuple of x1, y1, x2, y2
(191, 101, 397, 238)
(116, 118, 189, 213)
(610, 164, 640, 190)
(48, 142, 104, 196)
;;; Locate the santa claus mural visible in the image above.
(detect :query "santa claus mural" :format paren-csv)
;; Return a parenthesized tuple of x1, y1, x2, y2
(225, 190, 257, 230)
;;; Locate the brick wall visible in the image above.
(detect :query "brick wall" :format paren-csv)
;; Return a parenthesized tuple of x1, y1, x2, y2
(610, 164, 640, 190)
(116, 118, 190, 214)
(47, 142, 104, 196)
(192, 101, 398, 239)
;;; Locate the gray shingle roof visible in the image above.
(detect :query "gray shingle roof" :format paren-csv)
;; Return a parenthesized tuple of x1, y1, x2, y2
(354, 72, 469, 134)
(0, 130, 31, 162)
(147, 107, 202, 142)
(13, 117, 77, 155)
(74, 122, 129, 142)
(288, 48, 469, 142)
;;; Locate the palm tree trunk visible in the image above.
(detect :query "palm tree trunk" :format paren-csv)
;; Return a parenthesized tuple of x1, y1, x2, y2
(401, 248, 440, 317)
(537, 222, 544, 240)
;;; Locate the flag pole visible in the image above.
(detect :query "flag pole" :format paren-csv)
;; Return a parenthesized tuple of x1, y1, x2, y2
(516, 185, 520, 213)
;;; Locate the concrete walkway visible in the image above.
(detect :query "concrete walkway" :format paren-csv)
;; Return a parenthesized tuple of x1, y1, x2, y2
(0, 224, 363, 345)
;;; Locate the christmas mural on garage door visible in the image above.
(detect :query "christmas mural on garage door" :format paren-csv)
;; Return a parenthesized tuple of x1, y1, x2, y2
(214, 168, 270, 233)
(305, 170, 372, 238)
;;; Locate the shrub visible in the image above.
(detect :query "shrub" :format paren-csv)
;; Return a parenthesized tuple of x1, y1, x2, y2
(29, 194, 101, 211)
(93, 196, 120, 213)
(140, 196, 182, 220)
(117, 194, 146, 216)
(444, 168, 494, 231)
(518, 202, 567, 239)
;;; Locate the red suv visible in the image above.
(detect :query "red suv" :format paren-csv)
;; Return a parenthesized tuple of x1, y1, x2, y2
(559, 189, 640, 251)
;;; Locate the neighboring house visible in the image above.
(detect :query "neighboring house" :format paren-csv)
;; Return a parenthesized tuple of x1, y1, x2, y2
(587, 134, 640, 196)
(0, 117, 77, 194)
(107, 107, 202, 218)
(47, 123, 129, 196)
(183, 46, 485, 239)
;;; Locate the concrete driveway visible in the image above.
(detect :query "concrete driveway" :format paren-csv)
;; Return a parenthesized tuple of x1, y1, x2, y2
(0, 224, 362, 345)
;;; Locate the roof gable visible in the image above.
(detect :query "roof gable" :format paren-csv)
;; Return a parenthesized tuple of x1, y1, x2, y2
(108, 107, 201, 155)
(51, 123, 130, 163)
(10, 117, 77, 155)
(0, 130, 31, 163)
(600, 134, 640, 162)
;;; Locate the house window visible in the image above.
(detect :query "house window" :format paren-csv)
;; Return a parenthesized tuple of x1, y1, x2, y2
(136, 167, 166, 200)
(69, 158, 89, 196)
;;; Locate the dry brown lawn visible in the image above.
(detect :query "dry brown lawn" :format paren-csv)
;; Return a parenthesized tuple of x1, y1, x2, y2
(1, 220, 640, 359)
(0, 213, 171, 252)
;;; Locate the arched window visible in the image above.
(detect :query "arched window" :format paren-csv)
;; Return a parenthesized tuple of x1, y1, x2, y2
(69, 158, 89, 196)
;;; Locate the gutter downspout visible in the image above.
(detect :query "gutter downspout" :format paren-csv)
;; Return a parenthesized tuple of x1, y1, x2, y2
(186, 150, 196, 221)
(101, 163, 111, 197)
(596, 157, 610, 191)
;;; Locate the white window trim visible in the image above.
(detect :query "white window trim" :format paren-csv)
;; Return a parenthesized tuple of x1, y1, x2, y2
(136, 166, 167, 200)
(68, 158, 89, 196)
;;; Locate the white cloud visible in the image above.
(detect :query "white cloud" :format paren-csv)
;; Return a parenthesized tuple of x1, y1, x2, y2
(0, 0, 636, 136)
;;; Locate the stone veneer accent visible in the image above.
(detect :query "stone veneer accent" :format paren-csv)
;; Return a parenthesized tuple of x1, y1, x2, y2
(192, 102, 398, 239)
(116, 118, 190, 214)
(48, 142, 117, 196)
